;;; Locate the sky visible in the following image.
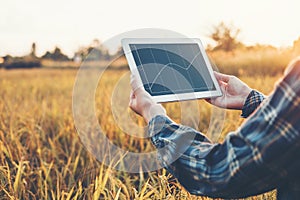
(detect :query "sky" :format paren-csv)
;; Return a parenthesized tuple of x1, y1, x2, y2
(1, 0, 300, 57)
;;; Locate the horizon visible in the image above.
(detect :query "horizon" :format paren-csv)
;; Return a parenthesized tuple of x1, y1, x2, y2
(1, 0, 300, 57)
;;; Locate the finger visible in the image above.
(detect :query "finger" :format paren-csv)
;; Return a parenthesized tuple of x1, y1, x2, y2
(130, 74, 135, 86)
(129, 90, 135, 99)
(205, 97, 217, 106)
(129, 90, 135, 108)
(204, 98, 211, 103)
(214, 71, 231, 83)
(218, 79, 227, 86)
(130, 73, 144, 92)
(216, 79, 228, 91)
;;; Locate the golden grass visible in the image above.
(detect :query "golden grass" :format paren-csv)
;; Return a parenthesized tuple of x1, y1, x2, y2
(208, 47, 294, 76)
(0, 66, 281, 199)
(41, 57, 127, 70)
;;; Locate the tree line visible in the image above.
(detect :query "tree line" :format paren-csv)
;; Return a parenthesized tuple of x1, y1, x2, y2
(1, 22, 299, 70)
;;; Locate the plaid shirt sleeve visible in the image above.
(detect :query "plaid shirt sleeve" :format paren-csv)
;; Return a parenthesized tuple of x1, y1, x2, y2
(148, 65, 300, 199)
(241, 90, 265, 118)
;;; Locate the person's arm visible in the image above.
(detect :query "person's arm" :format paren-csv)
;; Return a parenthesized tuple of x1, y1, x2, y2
(148, 66, 300, 198)
(130, 64, 300, 198)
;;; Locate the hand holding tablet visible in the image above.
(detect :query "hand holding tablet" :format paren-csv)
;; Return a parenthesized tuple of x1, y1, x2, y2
(122, 38, 222, 102)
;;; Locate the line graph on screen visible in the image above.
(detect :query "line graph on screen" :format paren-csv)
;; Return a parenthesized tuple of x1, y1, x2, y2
(130, 44, 212, 95)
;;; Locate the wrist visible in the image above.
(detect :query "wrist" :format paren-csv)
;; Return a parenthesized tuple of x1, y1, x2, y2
(236, 86, 252, 109)
(142, 103, 166, 123)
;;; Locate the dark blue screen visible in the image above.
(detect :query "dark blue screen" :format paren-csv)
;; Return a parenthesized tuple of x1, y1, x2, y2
(130, 43, 216, 96)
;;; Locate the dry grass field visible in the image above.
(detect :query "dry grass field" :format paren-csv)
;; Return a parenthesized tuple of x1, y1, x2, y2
(0, 51, 290, 199)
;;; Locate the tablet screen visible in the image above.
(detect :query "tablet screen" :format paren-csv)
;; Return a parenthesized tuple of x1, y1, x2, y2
(129, 43, 216, 96)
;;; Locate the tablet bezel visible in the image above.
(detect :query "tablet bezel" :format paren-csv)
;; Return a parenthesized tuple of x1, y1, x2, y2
(122, 38, 222, 102)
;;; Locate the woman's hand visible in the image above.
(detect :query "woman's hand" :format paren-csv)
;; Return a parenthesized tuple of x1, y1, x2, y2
(207, 72, 252, 110)
(129, 74, 166, 123)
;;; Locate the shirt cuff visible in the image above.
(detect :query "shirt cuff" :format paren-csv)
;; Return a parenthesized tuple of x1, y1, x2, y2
(148, 115, 171, 137)
(241, 90, 265, 118)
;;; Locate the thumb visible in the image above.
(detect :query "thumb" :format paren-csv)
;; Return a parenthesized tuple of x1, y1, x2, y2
(214, 71, 231, 83)
(130, 74, 143, 92)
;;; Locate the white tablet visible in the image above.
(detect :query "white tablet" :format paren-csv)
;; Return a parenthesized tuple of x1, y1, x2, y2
(122, 38, 222, 102)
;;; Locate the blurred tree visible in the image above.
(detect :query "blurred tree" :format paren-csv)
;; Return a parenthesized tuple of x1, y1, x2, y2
(113, 46, 124, 58)
(2, 55, 13, 62)
(210, 22, 243, 51)
(74, 39, 111, 61)
(91, 39, 101, 48)
(42, 47, 69, 61)
(30, 42, 36, 57)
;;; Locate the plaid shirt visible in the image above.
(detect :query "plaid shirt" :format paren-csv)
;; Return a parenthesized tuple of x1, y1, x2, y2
(148, 66, 300, 199)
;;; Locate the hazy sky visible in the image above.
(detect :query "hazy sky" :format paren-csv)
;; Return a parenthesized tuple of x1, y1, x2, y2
(1, 0, 300, 57)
